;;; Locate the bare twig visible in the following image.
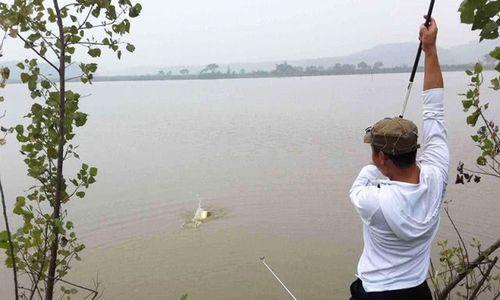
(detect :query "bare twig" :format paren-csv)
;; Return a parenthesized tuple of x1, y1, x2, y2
(444, 205, 472, 296)
(76, 4, 96, 31)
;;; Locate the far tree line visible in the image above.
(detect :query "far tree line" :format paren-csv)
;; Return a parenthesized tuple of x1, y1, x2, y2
(103, 59, 494, 82)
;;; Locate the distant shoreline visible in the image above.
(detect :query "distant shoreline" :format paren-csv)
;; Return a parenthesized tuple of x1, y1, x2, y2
(90, 63, 486, 83)
(4, 63, 493, 84)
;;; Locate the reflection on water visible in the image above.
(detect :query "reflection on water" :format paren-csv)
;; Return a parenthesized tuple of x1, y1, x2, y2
(0, 72, 498, 299)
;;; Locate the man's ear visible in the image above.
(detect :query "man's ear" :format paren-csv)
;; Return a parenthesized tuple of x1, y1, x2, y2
(378, 151, 387, 166)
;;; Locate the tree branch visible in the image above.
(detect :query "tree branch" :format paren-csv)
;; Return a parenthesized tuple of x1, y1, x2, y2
(437, 238, 500, 300)
(16, 34, 59, 72)
(469, 256, 498, 299)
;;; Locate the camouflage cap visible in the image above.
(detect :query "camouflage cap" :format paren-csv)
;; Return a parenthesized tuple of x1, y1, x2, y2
(364, 117, 420, 155)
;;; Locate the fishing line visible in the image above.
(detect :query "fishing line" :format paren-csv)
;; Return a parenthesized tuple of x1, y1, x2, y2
(260, 257, 299, 300)
(400, 0, 436, 118)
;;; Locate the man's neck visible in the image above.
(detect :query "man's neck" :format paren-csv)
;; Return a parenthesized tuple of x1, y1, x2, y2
(387, 164, 420, 184)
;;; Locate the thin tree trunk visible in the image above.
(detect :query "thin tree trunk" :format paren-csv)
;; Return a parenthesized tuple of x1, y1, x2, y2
(437, 238, 500, 300)
(45, 0, 66, 298)
(0, 176, 19, 300)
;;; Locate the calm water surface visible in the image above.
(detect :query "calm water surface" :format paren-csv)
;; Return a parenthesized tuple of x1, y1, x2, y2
(0, 72, 498, 299)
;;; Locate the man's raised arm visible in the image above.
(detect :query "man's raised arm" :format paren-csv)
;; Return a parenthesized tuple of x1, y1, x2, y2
(422, 17, 443, 90)
(419, 17, 449, 179)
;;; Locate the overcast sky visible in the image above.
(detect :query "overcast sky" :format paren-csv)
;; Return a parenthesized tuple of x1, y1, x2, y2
(1, 0, 480, 71)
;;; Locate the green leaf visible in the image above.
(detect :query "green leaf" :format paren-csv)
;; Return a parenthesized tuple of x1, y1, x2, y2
(459, 0, 475, 24)
(129, 3, 142, 18)
(41, 80, 51, 89)
(76, 191, 85, 198)
(0, 231, 8, 241)
(490, 47, 500, 60)
(16, 63, 24, 70)
(462, 100, 473, 110)
(0, 67, 9, 80)
(66, 221, 74, 229)
(479, 20, 499, 41)
(491, 77, 500, 90)
(74, 112, 88, 127)
(474, 63, 483, 74)
(48, 147, 58, 159)
(20, 73, 30, 83)
(89, 167, 98, 176)
(14, 196, 25, 215)
(126, 43, 135, 53)
(466, 111, 480, 126)
(40, 44, 47, 56)
(28, 78, 37, 91)
(476, 156, 487, 166)
(31, 103, 43, 115)
(27, 32, 41, 42)
(82, 163, 88, 171)
(0, 231, 8, 249)
(15, 125, 24, 135)
(88, 48, 102, 58)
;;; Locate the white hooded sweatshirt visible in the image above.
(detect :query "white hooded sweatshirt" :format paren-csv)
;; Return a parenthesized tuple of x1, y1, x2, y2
(349, 88, 449, 292)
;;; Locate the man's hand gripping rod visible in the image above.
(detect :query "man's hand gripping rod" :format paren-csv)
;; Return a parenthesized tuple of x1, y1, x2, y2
(400, 0, 436, 118)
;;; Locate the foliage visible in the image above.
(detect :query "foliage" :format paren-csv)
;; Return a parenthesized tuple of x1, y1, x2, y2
(459, 0, 500, 41)
(458, 62, 500, 175)
(430, 1, 500, 299)
(0, 0, 141, 299)
(200, 63, 219, 75)
(430, 203, 500, 299)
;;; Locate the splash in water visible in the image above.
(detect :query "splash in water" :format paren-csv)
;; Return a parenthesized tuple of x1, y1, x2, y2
(182, 197, 228, 229)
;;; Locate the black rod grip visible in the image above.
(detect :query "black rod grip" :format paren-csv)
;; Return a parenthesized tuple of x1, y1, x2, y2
(408, 0, 436, 83)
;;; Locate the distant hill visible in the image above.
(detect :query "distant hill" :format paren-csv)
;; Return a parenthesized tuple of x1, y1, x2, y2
(2, 39, 497, 77)
(286, 40, 497, 69)
(105, 39, 496, 76)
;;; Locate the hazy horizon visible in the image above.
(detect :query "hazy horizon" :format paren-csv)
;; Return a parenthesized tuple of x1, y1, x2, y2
(0, 0, 481, 73)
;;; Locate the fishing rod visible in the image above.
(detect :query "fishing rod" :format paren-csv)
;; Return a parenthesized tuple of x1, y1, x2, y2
(260, 257, 299, 300)
(400, 0, 436, 118)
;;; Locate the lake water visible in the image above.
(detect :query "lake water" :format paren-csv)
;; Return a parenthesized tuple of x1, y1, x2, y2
(0, 72, 499, 299)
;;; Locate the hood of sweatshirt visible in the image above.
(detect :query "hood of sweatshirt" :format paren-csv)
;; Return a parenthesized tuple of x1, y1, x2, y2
(377, 164, 446, 241)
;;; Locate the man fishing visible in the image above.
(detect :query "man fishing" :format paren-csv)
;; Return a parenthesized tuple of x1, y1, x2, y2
(349, 16, 448, 300)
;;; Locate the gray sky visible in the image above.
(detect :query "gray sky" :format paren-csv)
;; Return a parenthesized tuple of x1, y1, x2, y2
(1, 0, 480, 71)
